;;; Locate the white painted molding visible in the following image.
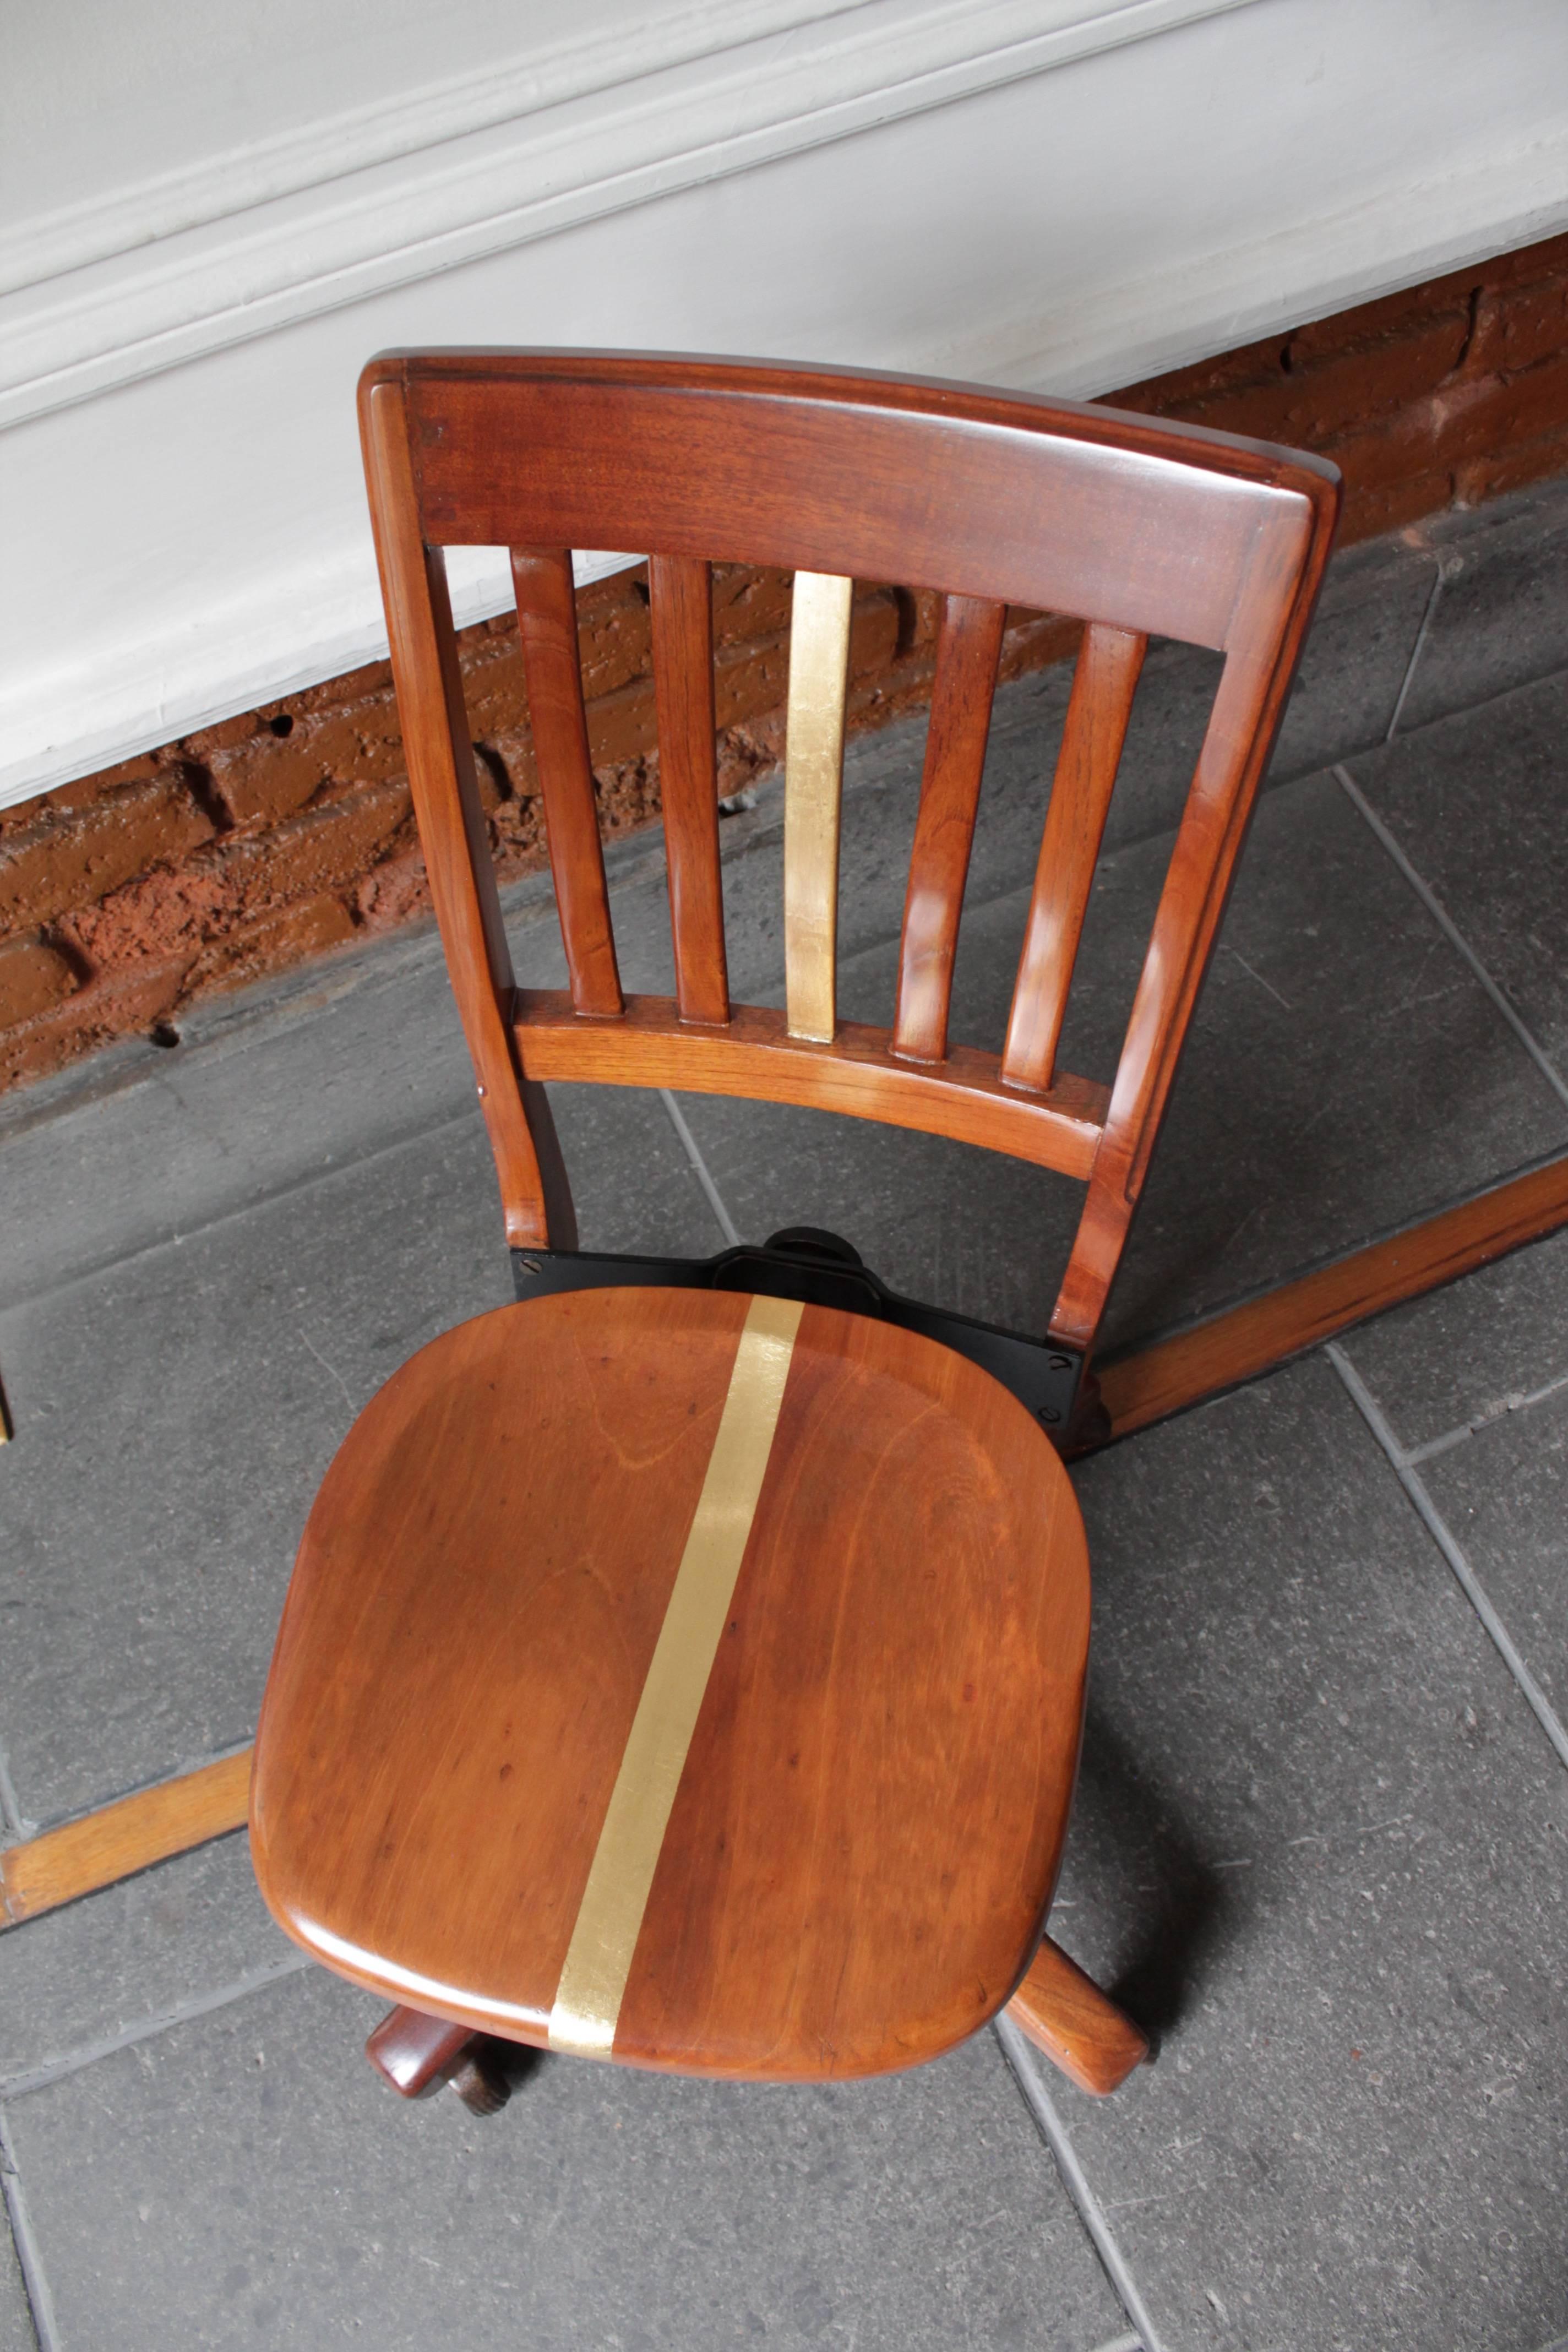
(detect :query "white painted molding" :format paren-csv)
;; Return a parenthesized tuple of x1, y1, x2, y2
(0, 0, 1251, 427)
(2, 0, 1565, 813)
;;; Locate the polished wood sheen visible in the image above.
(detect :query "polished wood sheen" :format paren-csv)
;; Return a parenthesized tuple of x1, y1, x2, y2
(360, 351, 1338, 1362)
(361, 383, 574, 1249)
(1001, 624, 1145, 1093)
(511, 547, 623, 1017)
(1097, 1147, 1568, 1441)
(366, 2006, 478, 2098)
(1004, 1935, 1148, 2095)
(514, 991, 1108, 1177)
(649, 553, 728, 1026)
(893, 594, 1006, 1065)
(39, 1159, 1566, 1936)
(0, 1751, 252, 1927)
(783, 571, 854, 1043)
(251, 1287, 1090, 2078)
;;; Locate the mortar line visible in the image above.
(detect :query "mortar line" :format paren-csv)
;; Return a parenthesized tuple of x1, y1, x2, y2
(0, 2105, 61, 2351)
(0, 1953, 313, 2103)
(1404, 1364, 1568, 1466)
(8, 1733, 257, 1849)
(1384, 552, 1456, 741)
(658, 1090, 742, 1247)
(0, 1741, 32, 1845)
(1326, 1342, 1568, 1771)
(1332, 764, 1568, 1114)
(993, 2013, 1166, 2352)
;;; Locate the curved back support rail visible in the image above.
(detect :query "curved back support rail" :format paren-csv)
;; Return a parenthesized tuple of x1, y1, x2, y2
(360, 351, 1339, 1360)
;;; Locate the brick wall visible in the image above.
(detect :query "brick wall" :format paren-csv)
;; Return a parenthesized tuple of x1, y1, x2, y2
(6, 227, 1568, 1093)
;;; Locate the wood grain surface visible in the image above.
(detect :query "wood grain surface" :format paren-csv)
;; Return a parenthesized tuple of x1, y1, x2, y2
(893, 594, 1006, 1066)
(361, 350, 1340, 1364)
(1001, 623, 1145, 1094)
(649, 553, 728, 1026)
(20, 1161, 1567, 1935)
(514, 990, 1109, 1176)
(1004, 1934, 1148, 2095)
(0, 1751, 252, 1926)
(251, 1287, 1090, 2079)
(1098, 1148, 1568, 1441)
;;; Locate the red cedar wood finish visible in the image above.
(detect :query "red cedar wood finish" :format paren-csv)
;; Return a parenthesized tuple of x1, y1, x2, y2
(251, 1289, 1092, 2079)
(21, 1153, 1568, 1934)
(892, 593, 1008, 1065)
(510, 548, 623, 1017)
(360, 349, 1339, 1364)
(1001, 624, 1146, 1093)
(1009, 1935, 1150, 2095)
(649, 553, 729, 1025)
(246, 352, 1341, 2097)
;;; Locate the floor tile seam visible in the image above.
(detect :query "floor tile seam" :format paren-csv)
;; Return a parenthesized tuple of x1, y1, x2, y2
(1095, 1137, 1568, 1369)
(1403, 1364, 1568, 1466)
(0, 1953, 313, 2105)
(1381, 547, 1452, 742)
(0, 2105, 59, 2351)
(1325, 1342, 1568, 1773)
(4, 1737, 257, 1852)
(657, 1091, 741, 1248)
(992, 2014, 1166, 2352)
(1331, 763, 1568, 1115)
(0, 1744, 27, 1847)
(0, 1098, 485, 1320)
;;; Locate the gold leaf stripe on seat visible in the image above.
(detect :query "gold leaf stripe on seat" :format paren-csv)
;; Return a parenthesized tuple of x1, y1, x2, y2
(547, 1293, 804, 2055)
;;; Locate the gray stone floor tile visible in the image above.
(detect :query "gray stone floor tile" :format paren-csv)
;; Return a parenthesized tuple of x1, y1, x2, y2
(0, 1834, 292, 2092)
(0, 2210, 35, 2352)
(1268, 530, 1436, 784)
(1422, 1383, 1568, 1725)
(1104, 765, 1568, 1347)
(4, 1966, 1126, 2352)
(1406, 478, 1568, 732)
(676, 766, 1568, 1353)
(0, 1092, 721, 1826)
(1344, 668, 1568, 1076)
(1337, 1224, 1568, 1453)
(1046, 1356, 1568, 2352)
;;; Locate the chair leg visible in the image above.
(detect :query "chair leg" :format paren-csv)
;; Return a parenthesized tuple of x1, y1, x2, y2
(365, 2005, 515, 2115)
(1004, 1935, 1148, 2095)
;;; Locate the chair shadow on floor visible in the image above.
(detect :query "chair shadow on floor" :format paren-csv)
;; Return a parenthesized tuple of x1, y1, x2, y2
(1066, 1702, 1237, 2051)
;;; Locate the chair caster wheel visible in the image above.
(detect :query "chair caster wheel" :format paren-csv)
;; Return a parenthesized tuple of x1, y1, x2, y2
(449, 2045, 512, 2116)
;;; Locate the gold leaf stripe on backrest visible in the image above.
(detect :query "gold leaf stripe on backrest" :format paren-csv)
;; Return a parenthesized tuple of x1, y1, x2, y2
(783, 571, 854, 1044)
(547, 1293, 804, 2056)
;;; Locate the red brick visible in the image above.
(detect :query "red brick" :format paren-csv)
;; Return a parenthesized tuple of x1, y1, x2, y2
(207, 777, 413, 908)
(0, 778, 214, 932)
(189, 892, 357, 995)
(0, 933, 81, 1026)
(0, 957, 189, 1092)
(1457, 417, 1568, 504)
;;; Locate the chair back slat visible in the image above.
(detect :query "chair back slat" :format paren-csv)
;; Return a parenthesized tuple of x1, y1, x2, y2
(1048, 530, 1314, 1350)
(892, 594, 1006, 1065)
(363, 355, 1340, 1370)
(783, 571, 854, 1044)
(511, 547, 623, 1016)
(1000, 624, 1146, 1095)
(649, 554, 729, 1026)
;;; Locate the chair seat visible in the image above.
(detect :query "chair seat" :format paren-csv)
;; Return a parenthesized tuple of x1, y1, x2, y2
(251, 1285, 1090, 2081)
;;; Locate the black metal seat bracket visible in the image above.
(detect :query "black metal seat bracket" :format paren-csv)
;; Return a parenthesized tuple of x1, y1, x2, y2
(510, 1228, 1085, 1438)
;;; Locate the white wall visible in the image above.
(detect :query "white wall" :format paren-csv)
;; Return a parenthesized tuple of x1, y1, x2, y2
(4, 0, 1566, 808)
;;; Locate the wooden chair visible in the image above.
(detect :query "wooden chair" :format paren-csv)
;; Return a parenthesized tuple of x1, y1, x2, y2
(249, 353, 1338, 2114)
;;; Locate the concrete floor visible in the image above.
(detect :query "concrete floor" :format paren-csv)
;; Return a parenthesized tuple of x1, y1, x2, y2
(1, 479, 1566, 2351)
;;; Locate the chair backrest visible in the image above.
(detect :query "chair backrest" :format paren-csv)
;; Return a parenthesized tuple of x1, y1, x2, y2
(359, 351, 1338, 1360)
